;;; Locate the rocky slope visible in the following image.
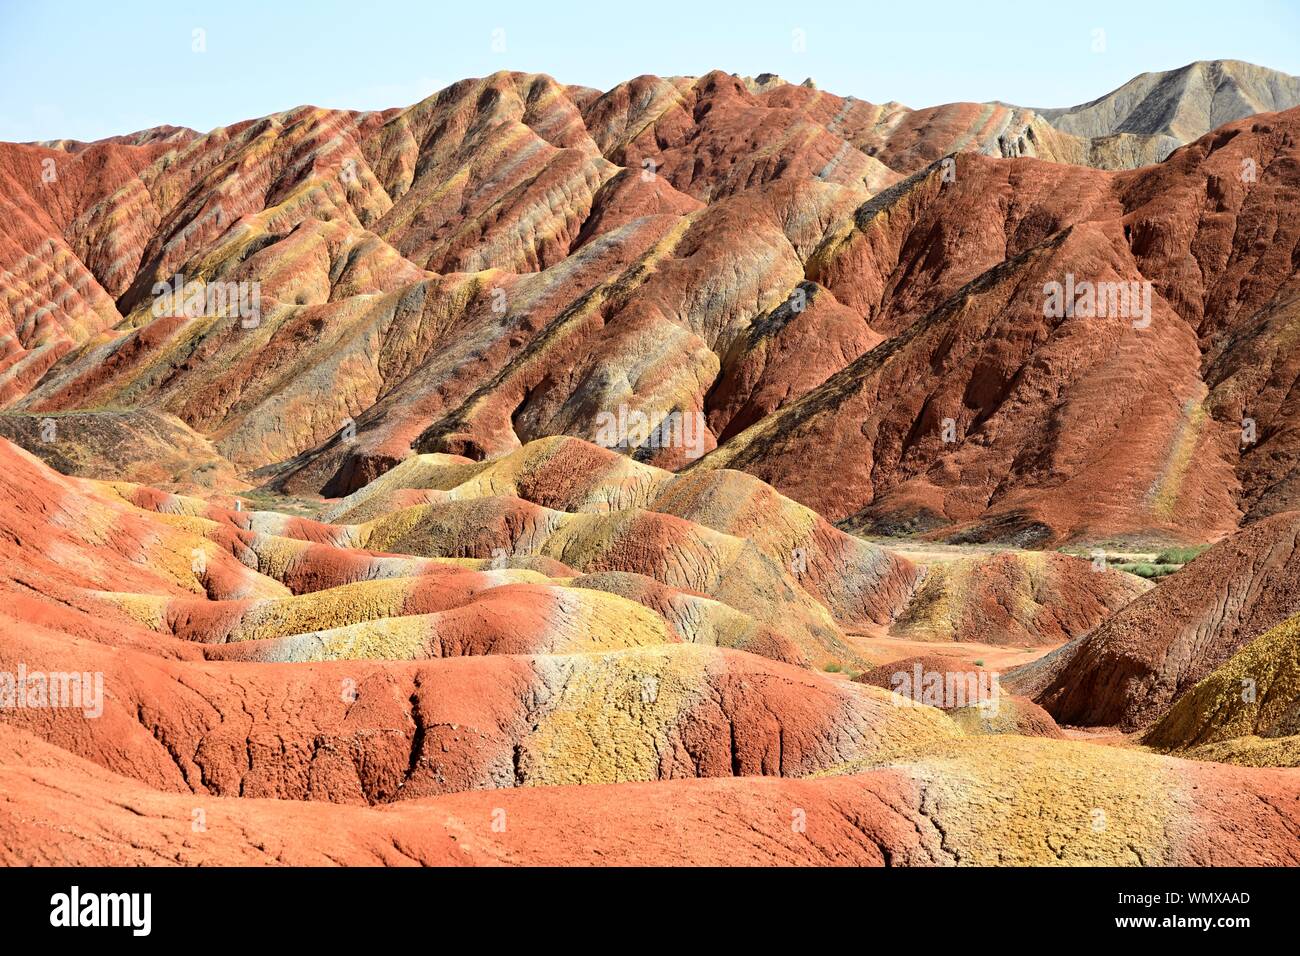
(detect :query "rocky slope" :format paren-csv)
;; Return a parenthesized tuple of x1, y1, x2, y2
(2, 67, 1298, 551)
(5, 62, 1300, 868)
(5, 430, 1300, 864)
(1036, 60, 1300, 149)
(1144, 612, 1300, 765)
(1013, 512, 1300, 731)
(6, 722, 1299, 865)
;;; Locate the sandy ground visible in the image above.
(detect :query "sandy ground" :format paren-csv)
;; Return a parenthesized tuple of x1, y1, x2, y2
(868, 536, 1175, 567)
(862, 539, 1023, 564)
(834, 627, 1058, 673)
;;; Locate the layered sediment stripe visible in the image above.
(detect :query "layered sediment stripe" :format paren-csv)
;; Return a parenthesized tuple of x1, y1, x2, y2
(324, 436, 919, 629)
(201, 584, 678, 662)
(0, 626, 964, 804)
(820, 736, 1180, 865)
(1144, 613, 1300, 763)
(6, 723, 1300, 866)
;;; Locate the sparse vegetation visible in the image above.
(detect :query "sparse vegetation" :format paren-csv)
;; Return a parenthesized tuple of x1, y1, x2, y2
(1154, 545, 1210, 566)
(237, 489, 330, 519)
(1115, 562, 1164, 579)
(1066, 542, 1213, 580)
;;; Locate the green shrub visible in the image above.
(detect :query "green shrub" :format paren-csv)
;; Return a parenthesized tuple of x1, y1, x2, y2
(1116, 562, 1166, 579)
(1153, 545, 1210, 566)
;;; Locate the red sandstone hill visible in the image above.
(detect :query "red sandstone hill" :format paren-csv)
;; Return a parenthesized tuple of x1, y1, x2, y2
(693, 111, 1300, 544)
(5, 64, 1300, 868)
(1010, 511, 1300, 730)
(3, 418, 1294, 865)
(6, 723, 1299, 866)
(855, 655, 1065, 739)
(0, 69, 1296, 549)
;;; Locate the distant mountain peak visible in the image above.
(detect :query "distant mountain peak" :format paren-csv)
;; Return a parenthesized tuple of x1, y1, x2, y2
(1035, 59, 1300, 145)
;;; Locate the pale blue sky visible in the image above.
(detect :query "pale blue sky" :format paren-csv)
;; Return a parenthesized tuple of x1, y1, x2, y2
(2, 0, 1297, 142)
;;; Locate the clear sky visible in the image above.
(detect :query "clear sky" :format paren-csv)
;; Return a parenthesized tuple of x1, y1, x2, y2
(2, 0, 1297, 142)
